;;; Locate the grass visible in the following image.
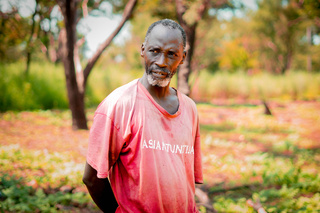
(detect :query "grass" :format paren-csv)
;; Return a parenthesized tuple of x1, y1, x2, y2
(1, 61, 320, 112)
(0, 62, 68, 111)
(192, 69, 320, 102)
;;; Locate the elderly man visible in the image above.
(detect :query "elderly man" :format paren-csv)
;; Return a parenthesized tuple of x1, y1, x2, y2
(83, 19, 203, 213)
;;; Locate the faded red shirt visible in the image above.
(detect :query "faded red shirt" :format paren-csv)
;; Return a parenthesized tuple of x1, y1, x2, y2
(87, 79, 203, 213)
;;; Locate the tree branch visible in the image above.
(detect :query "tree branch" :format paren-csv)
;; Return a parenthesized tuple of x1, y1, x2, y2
(82, 0, 137, 85)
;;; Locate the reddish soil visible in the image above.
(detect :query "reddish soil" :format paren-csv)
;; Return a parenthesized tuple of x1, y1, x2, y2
(1, 101, 319, 183)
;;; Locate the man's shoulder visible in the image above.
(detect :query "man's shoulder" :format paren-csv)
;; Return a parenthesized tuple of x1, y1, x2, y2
(179, 91, 197, 110)
(96, 79, 139, 114)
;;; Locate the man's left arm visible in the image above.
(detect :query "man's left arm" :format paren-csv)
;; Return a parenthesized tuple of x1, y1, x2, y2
(83, 162, 118, 212)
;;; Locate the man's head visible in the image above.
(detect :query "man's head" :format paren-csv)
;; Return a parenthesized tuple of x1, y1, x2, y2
(144, 19, 187, 50)
(141, 19, 186, 88)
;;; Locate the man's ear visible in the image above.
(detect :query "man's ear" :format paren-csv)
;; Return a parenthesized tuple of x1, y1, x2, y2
(180, 51, 187, 64)
(140, 43, 145, 58)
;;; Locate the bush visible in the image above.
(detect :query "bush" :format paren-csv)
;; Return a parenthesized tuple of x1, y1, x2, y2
(192, 69, 320, 102)
(0, 62, 68, 111)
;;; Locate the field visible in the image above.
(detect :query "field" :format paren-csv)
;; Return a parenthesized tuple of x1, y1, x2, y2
(1, 100, 319, 212)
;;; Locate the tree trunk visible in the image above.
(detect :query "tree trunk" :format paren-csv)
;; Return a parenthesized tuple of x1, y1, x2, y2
(306, 26, 312, 72)
(177, 24, 196, 96)
(25, 0, 38, 76)
(49, 33, 58, 63)
(282, 37, 293, 75)
(175, 0, 209, 96)
(58, 0, 88, 130)
(57, 0, 137, 129)
(82, 0, 137, 86)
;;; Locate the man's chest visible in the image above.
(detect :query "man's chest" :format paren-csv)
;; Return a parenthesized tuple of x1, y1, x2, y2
(131, 102, 194, 147)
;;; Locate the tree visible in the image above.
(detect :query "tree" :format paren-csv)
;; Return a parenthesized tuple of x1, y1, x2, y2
(56, 0, 137, 129)
(175, 0, 238, 95)
(0, 7, 28, 62)
(0, 0, 58, 71)
(175, 0, 209, 95)
(251, 0, 313, 74)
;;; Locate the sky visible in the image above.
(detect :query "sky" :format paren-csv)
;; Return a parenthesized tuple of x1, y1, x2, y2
(0, 0, 257, 57)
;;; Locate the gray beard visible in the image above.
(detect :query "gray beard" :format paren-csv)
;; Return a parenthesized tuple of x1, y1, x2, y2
(147, 74, 171, 87)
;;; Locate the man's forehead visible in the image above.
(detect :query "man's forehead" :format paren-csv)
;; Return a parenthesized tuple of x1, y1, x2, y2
(147, 25, 183, 47)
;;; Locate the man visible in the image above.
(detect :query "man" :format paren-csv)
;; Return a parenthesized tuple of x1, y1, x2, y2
(83, 19, 203, 213)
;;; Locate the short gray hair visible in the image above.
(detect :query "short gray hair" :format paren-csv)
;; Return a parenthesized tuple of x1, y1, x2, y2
(144, 19, 186, 49)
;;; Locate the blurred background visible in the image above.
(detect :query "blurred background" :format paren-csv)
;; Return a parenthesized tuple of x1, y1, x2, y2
(0, 0, 319, 212)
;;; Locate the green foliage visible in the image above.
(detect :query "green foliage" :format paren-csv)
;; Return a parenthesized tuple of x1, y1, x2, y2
(0, 60, 142, 111)
(0, 144, 83, 188)
(1, 60, 320, 112)
(0, 175, 89, 212)
(0, 144, 93, 212)
(197, 102, 320, 212)
(208, 148, 320, 212)
(0, 10, 29, 62)
(251, 0, 306, 73)
(193, 69, 320, 101)
(0, 62, 68, 111)
(218, 38, 257, 72)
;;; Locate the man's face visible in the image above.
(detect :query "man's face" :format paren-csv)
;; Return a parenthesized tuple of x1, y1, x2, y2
(141, 25, 186, 87)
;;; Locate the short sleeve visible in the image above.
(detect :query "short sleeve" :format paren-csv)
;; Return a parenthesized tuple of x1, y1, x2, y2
(194, 117, 203, 184)
(86, 80, 137, 179)
(86, 112, 125, 179)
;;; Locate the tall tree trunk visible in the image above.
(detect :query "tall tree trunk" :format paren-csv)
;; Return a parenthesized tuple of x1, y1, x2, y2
(306, 26, 312, 72)
(177, 24, 196, 96)
(25, 0, 38, 76)
(57, 0, 137, 129)
(282, 34, 293, 74)
(175, 0, 209, 96)
(58, 0, 87, 130)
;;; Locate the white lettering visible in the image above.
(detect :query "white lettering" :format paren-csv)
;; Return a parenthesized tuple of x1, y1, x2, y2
(156, 141, 161, 150)
(143, 140, 148, 148)
(142, 139, 194, 155)
(169, 144, 175, 153)
(176, 145, 182, 154)
(148, 140, 153, 149)
(162, 142, 167, 152)
(181, 145, 186, 153)
(166, 144, 170, 152)
(190, 146, 194, 154)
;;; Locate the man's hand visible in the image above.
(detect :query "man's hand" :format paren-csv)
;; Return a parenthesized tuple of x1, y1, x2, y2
(83, 162, 118, 212)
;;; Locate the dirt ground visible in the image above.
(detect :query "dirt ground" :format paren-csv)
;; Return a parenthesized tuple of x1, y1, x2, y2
(1, 100, 319, 175)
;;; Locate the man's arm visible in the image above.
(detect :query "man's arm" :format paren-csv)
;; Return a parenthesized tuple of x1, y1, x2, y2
(82, 162, 118, 212)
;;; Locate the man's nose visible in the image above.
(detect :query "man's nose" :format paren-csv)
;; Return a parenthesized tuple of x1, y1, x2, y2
(155, 54, 167, 67)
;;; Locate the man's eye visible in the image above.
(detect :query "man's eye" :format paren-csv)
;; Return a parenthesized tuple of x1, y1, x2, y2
(168, 52, 177, 57)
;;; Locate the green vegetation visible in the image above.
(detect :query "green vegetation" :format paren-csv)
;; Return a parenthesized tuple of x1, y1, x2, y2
(0, 144, 97, 212)
(0, 62, 68, 111)
(197, 102, 320, 212)
(210, 150, 320, 212)
(1, 62, 320, 112)
(194, 70, 320, 102)
(1, 101, 319, 212)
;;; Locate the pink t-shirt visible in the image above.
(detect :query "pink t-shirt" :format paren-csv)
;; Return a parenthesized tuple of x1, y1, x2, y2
(87, 79, 203, 213)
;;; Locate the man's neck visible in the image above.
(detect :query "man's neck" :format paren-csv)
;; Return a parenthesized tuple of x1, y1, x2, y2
(139, 74, 179, 115)
(139, 74, 172, 100)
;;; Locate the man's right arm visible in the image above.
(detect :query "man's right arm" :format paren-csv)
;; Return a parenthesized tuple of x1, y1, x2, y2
(82, 162, 118, 212)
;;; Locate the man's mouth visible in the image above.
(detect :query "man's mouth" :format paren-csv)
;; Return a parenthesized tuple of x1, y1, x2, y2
(151, 70, 169, 79)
